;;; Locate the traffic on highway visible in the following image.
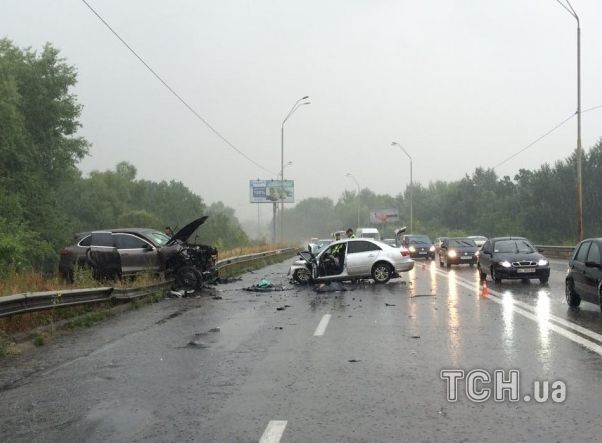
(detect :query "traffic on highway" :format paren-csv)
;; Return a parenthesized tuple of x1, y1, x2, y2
(1, 230, 601, 441)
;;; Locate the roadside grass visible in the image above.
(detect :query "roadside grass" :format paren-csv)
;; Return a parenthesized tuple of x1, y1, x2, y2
(0, 243, 296, 298)
(0, 245, 296, 358)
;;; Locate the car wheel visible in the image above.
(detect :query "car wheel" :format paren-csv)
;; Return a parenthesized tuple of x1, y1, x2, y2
(565, 279, 581, 307)
(445, 257, 451, 269)
(372, 262, 392, 284)
(293, 268, 311, 284)
(539, 277, 549, 284)
(491, 267, 502, 284)
(176, 266, 203, 291)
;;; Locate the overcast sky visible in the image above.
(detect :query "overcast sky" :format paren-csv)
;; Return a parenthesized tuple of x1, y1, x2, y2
(3, 0, 602, 224)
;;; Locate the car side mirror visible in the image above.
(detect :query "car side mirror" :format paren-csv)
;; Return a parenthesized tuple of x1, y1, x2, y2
(537, 248, 544, 253)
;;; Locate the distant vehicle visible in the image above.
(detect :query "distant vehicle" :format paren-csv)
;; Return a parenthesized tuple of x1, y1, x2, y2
(308, 239, 333, 254)
(356, 227, 381, 241)
(477, 236, 550, 284)
(59, 217, 218, 289)
(468, 236, 488, 248)
(438, 237, 478, 268)
(400, 234, 435, 259)
(382, 238, 397, 247)
(288, 238, 413, 284)
(331, 230, 347, 239)
(434, 237, 448, 255)
(565, 238, 601, 310)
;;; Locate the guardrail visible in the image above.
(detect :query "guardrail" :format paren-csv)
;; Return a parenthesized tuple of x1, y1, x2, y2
(0, 247, 297, 319)
(535, 245, 575, 259)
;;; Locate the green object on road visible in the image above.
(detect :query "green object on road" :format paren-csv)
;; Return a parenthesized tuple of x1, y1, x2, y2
(258, 278, 271, 288)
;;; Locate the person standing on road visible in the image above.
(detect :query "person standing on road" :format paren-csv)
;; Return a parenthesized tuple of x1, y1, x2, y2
(346, 228, 356, 239)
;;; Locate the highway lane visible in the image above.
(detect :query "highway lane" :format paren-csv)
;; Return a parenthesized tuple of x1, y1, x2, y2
(1, 258, 601, 442)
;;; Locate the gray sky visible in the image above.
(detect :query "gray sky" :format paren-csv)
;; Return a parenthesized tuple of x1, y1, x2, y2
(3, 0, 602, 224)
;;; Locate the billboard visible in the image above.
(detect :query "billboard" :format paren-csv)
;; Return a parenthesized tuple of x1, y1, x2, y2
(369, 208, 400, 224)
(250, 180, 294, 203)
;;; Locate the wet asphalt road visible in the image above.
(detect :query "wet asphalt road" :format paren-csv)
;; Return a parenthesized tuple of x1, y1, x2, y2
(1, 258, 601, 442)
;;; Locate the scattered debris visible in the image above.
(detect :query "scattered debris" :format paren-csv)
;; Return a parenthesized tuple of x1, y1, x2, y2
(348, 359, 362, 363)
(411, 335, 421, 339)
(385, 303, 396, 307)
(167, 290, 184, 298)
(212, 295, 223, 300)
(274, 326, 284, 330)
(208, 327, 220, 333)
(187, 340, 210, 349)
(276, 305, 292, 311)
(244, 277, 287, 292)
(216, 276, 243, 284)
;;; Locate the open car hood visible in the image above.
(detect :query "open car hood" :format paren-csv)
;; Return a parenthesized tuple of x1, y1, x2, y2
(166, 216, 209, 245)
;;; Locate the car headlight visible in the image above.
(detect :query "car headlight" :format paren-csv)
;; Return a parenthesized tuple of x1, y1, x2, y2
(409, 246, 416, 252)
(429, 245, 435, 252)
(448, 250, 457, 258)
(538, 259, 548, 266)
(475, 250, 480, 257)
(500, 260, 512, 268)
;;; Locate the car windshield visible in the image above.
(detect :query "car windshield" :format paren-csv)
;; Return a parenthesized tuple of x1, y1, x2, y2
(409, 236, 431, 245)
(145, 230, 171, 246)
(494, 239, 535, 254)
(449, 239, 476, 247)
(317, 240, 332, 247)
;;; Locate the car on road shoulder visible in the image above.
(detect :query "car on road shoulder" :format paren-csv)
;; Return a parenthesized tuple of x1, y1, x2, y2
(477, 236, 550, 284)
(288, 238, 413, 284)
(438, 237, 478, 268)
(565, 238, 602, 311)
(356, 227, 381, 241)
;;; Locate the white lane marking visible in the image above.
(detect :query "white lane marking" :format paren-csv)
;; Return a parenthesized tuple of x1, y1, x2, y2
(437, 269, 602, 344)
(313, 314, 332, 336)
(259, 420, 287, 443)
(436, 270, 602, 355)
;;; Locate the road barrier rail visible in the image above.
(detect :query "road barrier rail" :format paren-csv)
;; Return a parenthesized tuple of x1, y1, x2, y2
(535, 245, 575, 259)
(0, 248, 297, 318)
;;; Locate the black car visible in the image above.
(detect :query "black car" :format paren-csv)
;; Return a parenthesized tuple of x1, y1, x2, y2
(565, 238, 602, 310)
(401, 234, 435, 259)
(477, 237, 550, 284)
(59, 216, 218, 289)
(439, 237, 478, 268)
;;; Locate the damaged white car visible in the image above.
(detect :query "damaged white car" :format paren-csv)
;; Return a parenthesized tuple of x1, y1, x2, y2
(289, 238, 414, 284)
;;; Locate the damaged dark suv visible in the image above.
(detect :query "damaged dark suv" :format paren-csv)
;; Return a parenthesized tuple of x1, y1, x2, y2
(59, 216, 218, 289)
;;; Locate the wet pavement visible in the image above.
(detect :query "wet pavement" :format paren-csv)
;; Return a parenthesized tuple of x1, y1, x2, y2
(1, 258, 601, 442)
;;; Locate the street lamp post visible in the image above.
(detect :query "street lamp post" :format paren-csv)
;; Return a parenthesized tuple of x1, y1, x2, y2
(281, 96, 310, 242)
(556, 0, 583, 241)
(345, 173, 361, 229)
(391, 142, 413, 233)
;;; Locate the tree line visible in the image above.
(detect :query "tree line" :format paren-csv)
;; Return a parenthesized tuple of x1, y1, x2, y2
(0, 39, 249, 274)
(281, 142, 602, 245)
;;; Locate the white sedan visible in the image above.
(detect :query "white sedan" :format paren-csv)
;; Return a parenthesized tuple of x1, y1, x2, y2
(289, 238, 414, 284)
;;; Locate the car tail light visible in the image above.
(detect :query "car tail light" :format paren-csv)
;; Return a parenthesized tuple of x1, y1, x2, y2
(60, 248, 71, 257)
(400, 248, 410, 257)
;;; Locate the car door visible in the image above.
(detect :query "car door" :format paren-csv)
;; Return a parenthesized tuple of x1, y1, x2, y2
(570, 241, 590, 297)
(583, 241, 602, 303)
(346, 240, 381, 276)
(113, 233, 160, 274)
(88, 231, 121, 278)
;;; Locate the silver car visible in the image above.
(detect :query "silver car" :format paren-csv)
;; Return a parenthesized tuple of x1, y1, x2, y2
(289, 238, 414, 284)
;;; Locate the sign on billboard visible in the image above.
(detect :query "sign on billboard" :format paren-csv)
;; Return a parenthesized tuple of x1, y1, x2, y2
(249, 180, 295, 203)
(369, 208, 400, 224)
